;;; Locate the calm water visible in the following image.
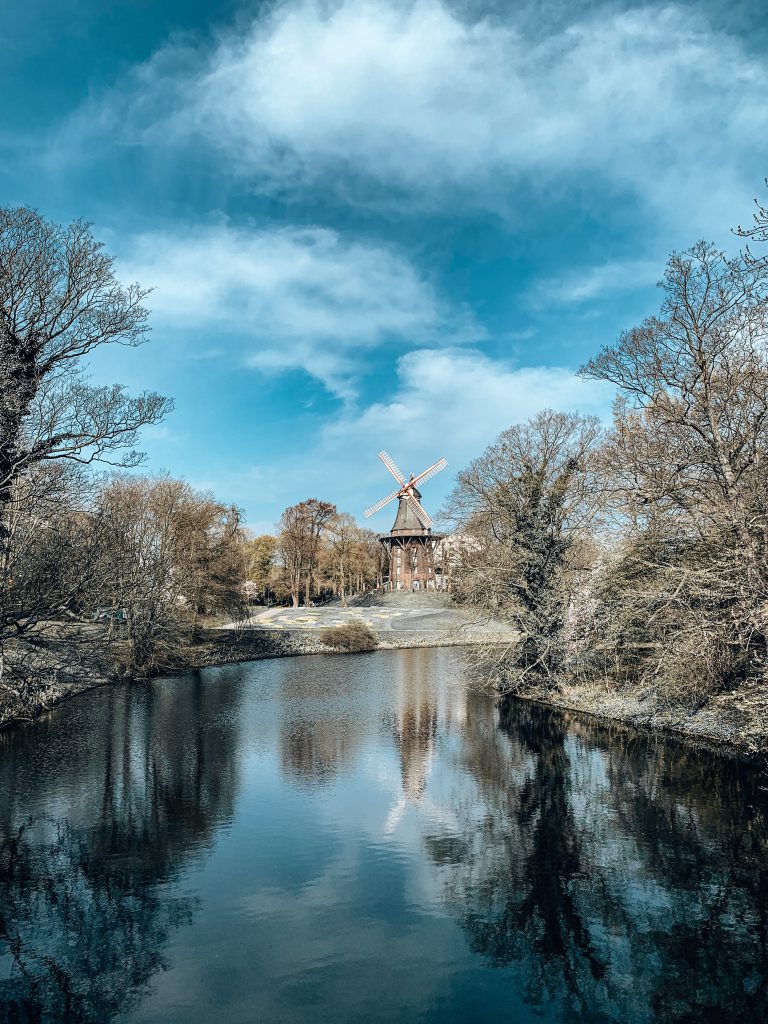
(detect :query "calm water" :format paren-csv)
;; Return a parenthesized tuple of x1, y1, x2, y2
(0, 648, 766, 1023)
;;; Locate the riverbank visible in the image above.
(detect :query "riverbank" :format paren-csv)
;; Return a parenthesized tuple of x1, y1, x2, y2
(186, 624, 510, 668)
(0, 620, 508, 730)
(0, 628, 116, 729)
(4, 624, 766, 765)
(506, 675, 768, 765)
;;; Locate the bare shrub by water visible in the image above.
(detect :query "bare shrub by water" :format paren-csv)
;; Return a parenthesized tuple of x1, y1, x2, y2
(319, 622, 378, 652)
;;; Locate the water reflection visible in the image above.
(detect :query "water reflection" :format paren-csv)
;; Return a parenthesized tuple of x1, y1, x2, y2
(390, 649, 441, 801)
(0, 651, 765, 1023)
(278, 657, 366, 787)
(434, 697, 768, 1021)
(0, 671, 245, 1023)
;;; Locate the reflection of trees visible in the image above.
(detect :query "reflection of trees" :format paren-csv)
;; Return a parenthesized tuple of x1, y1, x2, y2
(0, 670, 245, 1023)
(431, 696, 768, 1021)
(592, 722, 768, 1021)
(0, 815, 194, 1023)
(277, 660, 366, 788)
(448, 704, 611, 1018)
(280, 719, 363, 786)
(493, 711, 606, 993)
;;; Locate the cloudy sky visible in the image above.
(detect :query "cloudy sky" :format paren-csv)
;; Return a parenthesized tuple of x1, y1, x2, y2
(3, 0, 767, 531)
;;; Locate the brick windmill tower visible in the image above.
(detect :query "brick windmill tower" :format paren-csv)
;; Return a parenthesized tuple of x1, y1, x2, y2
(363, 451, 448, 592)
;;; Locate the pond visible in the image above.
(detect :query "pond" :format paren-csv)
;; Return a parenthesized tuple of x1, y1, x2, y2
(0, 647, 766, 1023)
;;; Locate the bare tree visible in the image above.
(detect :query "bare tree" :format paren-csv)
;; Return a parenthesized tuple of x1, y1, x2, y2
(736, 178, 768, 248)
(582, 242, 768, 553)
(0, 207, 171, 659)
(447, 410, 602, 687)
(571, 240, 768, 702)
(276, 499, 336, 607)
(325, 513, 362, 607)
(243, 534, 278, 605)
(362, 528, 387, 590)
(581, 241, 768, 687)
(91, 476, 247, 672)
(0, 463, 113, 692)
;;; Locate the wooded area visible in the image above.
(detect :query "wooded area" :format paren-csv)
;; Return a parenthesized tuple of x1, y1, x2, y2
(0, 208, 384, 696)
(448, 210, 768, 709)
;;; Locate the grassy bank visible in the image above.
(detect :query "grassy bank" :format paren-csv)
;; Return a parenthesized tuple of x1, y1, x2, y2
(4, 626, 766, 767)
(0, 628, 115, 729)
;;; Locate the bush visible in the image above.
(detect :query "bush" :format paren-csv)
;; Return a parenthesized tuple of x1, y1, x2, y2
(319, 622, 378, 653)
(654, 626, 750, 711)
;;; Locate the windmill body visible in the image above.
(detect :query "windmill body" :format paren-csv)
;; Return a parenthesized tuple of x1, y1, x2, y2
(363, 452, 449, 592)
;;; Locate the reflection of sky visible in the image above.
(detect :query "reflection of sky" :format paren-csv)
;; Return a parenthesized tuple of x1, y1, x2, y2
(1, 649, 767, 1023)
(125, 649, 535, 1023)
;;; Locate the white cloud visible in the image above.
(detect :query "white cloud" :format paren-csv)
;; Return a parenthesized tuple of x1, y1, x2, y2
(118, 223, 482, 396)
(321, 347, 613, 524)
(176, 346, 614, 528)
(68, 1, 768, 226)
(529, 258, 661, 306)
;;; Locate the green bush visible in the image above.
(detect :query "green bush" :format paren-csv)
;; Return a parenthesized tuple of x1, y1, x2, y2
(319, 622, 378, 653)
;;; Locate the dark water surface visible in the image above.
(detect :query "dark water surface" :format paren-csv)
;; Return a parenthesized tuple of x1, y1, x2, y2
(0, 648, 766, 1023)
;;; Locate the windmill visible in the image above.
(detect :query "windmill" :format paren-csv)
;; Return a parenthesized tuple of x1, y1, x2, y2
(363, 451, 448, 592)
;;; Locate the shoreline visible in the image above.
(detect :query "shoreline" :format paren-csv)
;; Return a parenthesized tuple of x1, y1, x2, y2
(186, 625, 506, 668)
(0, 626, 502, 733)
(508, 688, 768, 768)
(501, 675, 768, 768)
(3, 629, 766, 768)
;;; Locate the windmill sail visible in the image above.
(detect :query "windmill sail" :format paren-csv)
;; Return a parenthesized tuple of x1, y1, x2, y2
(379, 450, 406, 485)
(363, 488, 401, 518)
(406, 493, 433, 528)
(363, 450, 445, 531)
(411, 457, 448, 489)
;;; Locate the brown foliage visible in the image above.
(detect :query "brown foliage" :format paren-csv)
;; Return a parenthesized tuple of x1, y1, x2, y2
(452, 232, 768, 704)
(90, 476, 247, 671)
(276, 499, 337, 607)
(319, 622, 378, 653)
(579, 241, 768, 698)
(446, 409, 602, 687)
(0, 207, 171, 679)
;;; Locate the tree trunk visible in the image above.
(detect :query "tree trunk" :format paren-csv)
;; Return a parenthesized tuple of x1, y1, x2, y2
(0, 337, 38, 592)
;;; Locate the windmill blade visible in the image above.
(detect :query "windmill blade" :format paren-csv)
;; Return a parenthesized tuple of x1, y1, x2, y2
(363, 488, 401, 518)
(379, 450, 406, 485)
(406, 493, 433, 528)
(411, 457, 448, 489)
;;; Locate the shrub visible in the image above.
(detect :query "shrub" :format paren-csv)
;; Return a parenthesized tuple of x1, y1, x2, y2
(319, 622, 378, 653)
(654, 625, 750, 711)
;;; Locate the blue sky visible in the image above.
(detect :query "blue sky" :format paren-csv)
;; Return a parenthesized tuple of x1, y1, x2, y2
(3, 0, 767, 532)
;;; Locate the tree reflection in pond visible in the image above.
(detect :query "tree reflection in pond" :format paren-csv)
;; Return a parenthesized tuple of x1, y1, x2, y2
(0, 671, 245, 1023)
(431, 697, 768, 1022)
(0, 651, 766, 1024)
